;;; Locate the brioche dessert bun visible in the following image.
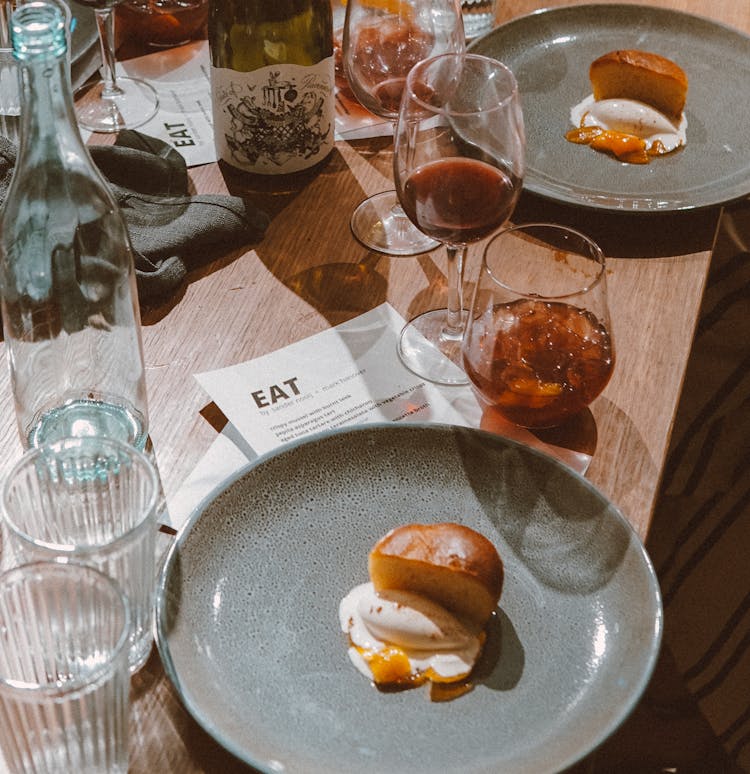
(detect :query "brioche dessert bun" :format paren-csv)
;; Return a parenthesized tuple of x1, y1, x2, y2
(589, 49, 688, 119)
(368, 522, 504, 629)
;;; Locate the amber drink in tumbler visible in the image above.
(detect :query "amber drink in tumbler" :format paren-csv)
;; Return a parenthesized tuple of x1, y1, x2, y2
(462, 223, 614, 429)
(118, 0, 208, 48)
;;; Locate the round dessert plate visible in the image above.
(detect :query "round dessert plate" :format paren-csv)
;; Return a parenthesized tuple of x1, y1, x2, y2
(156, 423, 663, 774)
(470, 3, 750, 211)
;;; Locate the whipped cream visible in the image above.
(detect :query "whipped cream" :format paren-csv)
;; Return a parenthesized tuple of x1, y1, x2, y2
(570, 95, 687, 153)
(338, 582, 481, 684)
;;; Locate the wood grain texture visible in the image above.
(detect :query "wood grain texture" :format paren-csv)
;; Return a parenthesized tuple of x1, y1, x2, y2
(1, 1, 748, 770)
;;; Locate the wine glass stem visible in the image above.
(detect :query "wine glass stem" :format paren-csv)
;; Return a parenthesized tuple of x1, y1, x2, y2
(94, 7, 123, 99)
(444, 244, 466, 337)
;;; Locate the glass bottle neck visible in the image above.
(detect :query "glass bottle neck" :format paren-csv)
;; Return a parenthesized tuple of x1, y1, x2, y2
(17, 48, 85, 161)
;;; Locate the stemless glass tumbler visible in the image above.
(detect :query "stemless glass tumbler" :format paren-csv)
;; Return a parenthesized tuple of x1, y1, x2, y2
(2, 437, 160, 673)
(0, 45, 20, 142)
(0, 561, 131, 774)
(117, 0, 208, 49)
(462, 223, 615, 429)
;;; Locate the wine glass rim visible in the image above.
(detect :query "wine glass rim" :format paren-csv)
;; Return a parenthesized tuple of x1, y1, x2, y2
(405, 52, 520, 115)
(482, 222, 608, 300)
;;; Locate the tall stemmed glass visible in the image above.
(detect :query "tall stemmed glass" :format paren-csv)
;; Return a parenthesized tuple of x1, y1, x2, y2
(343, 0, 464, 256)
(393, 52, 524, 385)
(74, 0, 159, 133)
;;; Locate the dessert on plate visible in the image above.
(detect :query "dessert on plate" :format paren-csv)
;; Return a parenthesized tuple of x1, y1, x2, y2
(338, 522, 503, 699)
(566, 49, 688, 164)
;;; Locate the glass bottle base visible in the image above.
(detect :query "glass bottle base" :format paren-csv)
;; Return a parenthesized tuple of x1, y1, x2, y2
(218, 153, 334, 198)
(27, 398, 148, 450)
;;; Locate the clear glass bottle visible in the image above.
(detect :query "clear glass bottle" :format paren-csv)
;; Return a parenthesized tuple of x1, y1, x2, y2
(0, 0, 149, 450)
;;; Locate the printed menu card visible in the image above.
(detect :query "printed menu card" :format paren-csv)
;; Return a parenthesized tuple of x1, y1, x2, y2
(194, 303, 472, 457)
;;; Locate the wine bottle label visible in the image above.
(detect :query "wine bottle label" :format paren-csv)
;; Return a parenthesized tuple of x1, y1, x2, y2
(211, 57, 335, 175)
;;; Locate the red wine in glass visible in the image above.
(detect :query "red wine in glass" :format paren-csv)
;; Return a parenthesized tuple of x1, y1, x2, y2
(400, 158, 520, 245)
(342, 0, 465, 256)
(349, 23, 435, 119)
(371, 78, 408, 116)
(393, 53, 525, 385)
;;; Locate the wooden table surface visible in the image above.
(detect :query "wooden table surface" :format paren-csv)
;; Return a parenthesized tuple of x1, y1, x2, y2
(2, 0, 749, 771)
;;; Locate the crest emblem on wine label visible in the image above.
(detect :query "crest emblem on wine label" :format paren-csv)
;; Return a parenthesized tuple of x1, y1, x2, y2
(212, 59, 334, 175)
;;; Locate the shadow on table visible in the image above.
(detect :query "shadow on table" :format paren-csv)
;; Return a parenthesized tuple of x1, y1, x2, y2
(130, 649, 262, 774)
(139, 244, 250, 325)
(284, 254, 389, 328)
(561, 646, 740, 774)
(514, 190, 720, 259)
(139, 151, 362, 325)
(563, 198, 750, 774)
(224, 146, 397, 330)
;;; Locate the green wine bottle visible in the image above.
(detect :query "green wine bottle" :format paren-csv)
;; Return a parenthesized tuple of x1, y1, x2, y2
(209, 0, 335, 184)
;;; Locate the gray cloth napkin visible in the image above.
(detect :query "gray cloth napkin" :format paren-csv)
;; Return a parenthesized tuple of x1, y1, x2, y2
(0, 130, 269, 304)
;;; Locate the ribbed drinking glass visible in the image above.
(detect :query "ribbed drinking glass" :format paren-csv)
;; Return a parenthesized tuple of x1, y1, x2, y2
(0, 561, 131, 774)
(2, 436, 159, 673)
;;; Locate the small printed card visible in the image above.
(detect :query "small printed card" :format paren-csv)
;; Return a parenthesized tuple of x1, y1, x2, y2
(194, 303, 471, 459)
(118, 41, 215, 167)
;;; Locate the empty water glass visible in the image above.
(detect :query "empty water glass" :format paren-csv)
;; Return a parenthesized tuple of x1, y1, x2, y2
(2, 436, 160, 673)
(0, 561, 131, 774)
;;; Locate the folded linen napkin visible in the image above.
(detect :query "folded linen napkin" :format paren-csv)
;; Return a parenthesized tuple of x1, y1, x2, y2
(0, 130, 269, 304)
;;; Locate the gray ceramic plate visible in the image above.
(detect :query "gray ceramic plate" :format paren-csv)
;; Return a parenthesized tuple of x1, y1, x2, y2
(156, 424, 663, 774)
(470, 4, 750, 211)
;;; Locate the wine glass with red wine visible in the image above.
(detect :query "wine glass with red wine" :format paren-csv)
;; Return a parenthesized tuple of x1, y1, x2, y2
(462, 223, 615, 429)
(342, 0, 464, 256)
(74, 0, 159, 132)
(393, 52, 525, 385)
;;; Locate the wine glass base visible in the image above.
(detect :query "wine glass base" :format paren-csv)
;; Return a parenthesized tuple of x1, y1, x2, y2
(75, 77, 159, 134)
(350, 190, 439, 256)
(398, 309, 469, 386)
